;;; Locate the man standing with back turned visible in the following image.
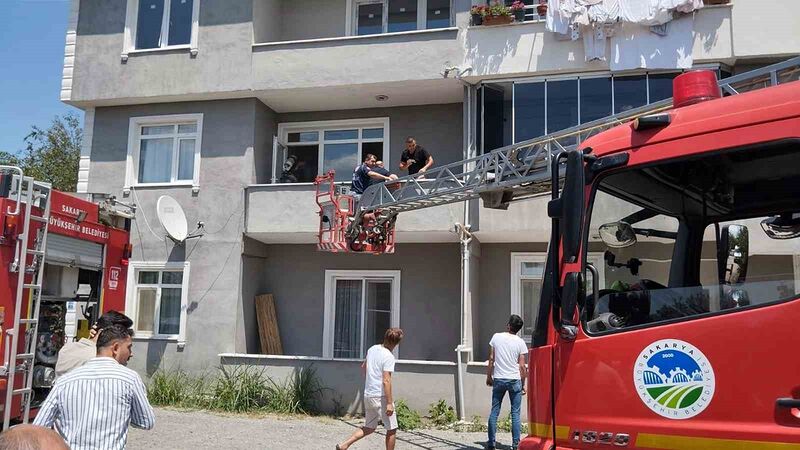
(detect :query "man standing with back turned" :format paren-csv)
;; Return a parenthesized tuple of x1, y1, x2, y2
(486, 315, 528, 450)
(337, 328, 404, 450)
(34, 324, 155, 450)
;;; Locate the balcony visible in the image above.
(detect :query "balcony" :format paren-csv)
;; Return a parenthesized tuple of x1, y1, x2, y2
(245, 183, 463, 244)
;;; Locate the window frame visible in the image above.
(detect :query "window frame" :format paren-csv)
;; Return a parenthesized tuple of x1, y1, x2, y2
(124, 113, 203, 192)
(276, 118, 390, 184)
(511, 252, 604, 343)
(346, 0, 454, 36)
(122, 0, 200, 60)
(125, 261, 190, 342)
(322, 270, 401, 359)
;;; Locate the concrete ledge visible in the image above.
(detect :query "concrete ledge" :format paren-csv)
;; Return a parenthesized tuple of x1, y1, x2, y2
(253, 27, 458, 50)
(219, 353, 457, 366)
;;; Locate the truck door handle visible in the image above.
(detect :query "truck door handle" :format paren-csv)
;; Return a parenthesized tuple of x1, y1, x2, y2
(776, 398, 800, 408)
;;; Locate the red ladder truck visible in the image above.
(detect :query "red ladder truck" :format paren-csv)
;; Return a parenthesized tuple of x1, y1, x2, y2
(316, 57, 800, 448)
(0, 167, 132, 428)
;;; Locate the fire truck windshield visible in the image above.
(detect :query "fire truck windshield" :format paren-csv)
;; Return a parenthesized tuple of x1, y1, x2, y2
(583, 140, 800, 335)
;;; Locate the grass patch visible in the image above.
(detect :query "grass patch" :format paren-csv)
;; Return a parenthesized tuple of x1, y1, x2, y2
(147, 366, 325, 415)
(428, 399, 457, 427)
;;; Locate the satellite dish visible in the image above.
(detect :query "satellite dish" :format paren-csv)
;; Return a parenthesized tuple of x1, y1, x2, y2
(156, 195, 189, 242)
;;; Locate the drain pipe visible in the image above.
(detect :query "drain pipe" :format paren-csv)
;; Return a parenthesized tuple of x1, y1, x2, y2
(454, 222, 473, 421)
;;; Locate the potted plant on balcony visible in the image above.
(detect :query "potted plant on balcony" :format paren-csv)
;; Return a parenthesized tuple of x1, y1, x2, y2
(536, 0, 548, 17)
(511, 1, 526, 22)
(470, 5, 486, 25)
(483, 0, 513, 26)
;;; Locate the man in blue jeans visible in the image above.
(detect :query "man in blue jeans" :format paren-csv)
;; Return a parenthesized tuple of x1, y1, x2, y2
(486, 315, 528, 450)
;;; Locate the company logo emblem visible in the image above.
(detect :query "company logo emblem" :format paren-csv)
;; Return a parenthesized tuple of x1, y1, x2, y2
(633, 339, 715, 419)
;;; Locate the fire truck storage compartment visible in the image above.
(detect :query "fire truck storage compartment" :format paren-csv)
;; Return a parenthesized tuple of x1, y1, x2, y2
(45, 234, 103, 269)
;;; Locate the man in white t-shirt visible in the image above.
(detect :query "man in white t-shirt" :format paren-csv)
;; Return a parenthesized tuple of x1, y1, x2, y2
(486, 315, 528, 450)
(337, 328, 404, 450)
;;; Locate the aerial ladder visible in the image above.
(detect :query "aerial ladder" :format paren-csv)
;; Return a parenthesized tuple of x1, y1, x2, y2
(315, 56, 800, 253)
(0, 167, 52, 428)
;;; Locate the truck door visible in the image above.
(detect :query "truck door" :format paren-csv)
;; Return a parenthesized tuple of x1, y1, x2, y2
(552, 148, 800, 448)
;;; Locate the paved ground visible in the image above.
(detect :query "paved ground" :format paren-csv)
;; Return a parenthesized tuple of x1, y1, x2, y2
(128, 408, 504, 450)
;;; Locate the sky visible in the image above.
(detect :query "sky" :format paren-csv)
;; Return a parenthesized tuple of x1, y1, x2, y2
(0, 0, 82, 155)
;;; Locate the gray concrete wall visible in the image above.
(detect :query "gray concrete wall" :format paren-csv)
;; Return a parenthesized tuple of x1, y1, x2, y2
(255, 244, 461, 361)
(252, 0, 281, 44)
(277, 103, 463, 168)
(88, 99, 264, 374)
(279, 0, 347, 42)
(220, 355, 527, 421)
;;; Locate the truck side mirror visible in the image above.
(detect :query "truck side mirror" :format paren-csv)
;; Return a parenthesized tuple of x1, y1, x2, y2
(560, 271, 584, 341)
(719, 224, 749, 285)
(561, 151, 586, 263)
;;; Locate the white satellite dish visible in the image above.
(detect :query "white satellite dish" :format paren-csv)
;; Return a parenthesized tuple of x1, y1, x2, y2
(156, 195, 189, 242)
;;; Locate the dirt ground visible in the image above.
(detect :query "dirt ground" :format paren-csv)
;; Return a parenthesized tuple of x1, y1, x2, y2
(127, 408, 512, 450)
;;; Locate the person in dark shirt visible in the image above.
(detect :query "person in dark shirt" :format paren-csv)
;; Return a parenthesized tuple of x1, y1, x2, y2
(352, 154, 396, 198)
(369, 161, 392, 186)
(399, 137, 433, 175)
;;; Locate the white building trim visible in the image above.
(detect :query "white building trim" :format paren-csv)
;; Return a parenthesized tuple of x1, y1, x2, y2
(121, 0, 200, 61)
(60, 0, 80, 102)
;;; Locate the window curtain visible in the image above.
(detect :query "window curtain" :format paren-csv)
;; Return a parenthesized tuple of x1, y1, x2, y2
(334, 280, 363, 358)
(159, 287, 182, 335)
(139, 138, 173, 183)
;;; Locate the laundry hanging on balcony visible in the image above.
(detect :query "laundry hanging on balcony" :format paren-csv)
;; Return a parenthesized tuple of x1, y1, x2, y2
(546, 0, 703, 69)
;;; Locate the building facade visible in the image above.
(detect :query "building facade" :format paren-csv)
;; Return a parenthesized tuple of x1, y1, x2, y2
(64, 0, 800, 417)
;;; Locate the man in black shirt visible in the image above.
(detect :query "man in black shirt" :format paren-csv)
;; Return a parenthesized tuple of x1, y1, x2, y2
(399, 137, 433, 175)
(352, 154, 396, 199)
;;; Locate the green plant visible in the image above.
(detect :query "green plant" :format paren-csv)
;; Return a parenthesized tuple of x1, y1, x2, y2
(211, 366, 270, 412)
(395, 400, 422, 431)
(428, 399, 457, 427)
(497, 413, 529, 434)
(147, 370, 211, 408)
(486, 0, 512, 17)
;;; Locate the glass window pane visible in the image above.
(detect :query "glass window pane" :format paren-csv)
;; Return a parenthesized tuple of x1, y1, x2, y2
(138, 271, 159, 284)
(158, 288, 182, 335)
(365, 311, 391, 350)
(648, 72, 679, 103)
(324, 129, 358, 141)
(177, 139, 195, 180)
(288, 132, 319, 143)
(388, 0, 418, 33)
(168, 0, 193, 46)
(323, 143, 360, 182)
(177, 123, 197, 134)
(162, 271, 183, 284)
(521, 261, 544, 277)
(614, 75, 647, 113)
(521, 279, 541, 338)
(580, 77, 612, 124)
(142, 125, 174, 135)
(138, 138, 173, 183)
(357, 3, 384, 36)
(514, 82, 545, 142)
(366, 281, 392, 311)
(136, 0, 164, 49)
(136, 288, 157, 332)
(334, 280, 363, 358)
(362, 128, 384, 139)
(547, 79, 578, 139)
(426, 0, 450, 29)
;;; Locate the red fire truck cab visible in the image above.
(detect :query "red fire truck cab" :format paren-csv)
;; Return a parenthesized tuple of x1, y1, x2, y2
(0, 171, 132, 424)
(524, 74, 800, 448)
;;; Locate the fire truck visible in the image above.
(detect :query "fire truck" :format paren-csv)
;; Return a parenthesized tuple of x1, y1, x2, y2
(0, 168, 132, 428)
(317, 56, 800, 448)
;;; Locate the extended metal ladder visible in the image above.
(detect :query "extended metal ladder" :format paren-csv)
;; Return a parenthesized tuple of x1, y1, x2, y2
(355, 56, 800, 221)
(0, 167, 52, 428)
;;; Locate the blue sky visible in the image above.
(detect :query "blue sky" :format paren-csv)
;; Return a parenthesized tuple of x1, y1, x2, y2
(0, 0, 82, 154)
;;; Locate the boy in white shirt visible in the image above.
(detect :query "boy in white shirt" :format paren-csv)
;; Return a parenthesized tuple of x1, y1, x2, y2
(337, 328, 404, 450)
(486, 315, 528, 450)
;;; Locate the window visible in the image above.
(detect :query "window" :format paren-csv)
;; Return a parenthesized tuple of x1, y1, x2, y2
(583, 142, 800, 335)
(509, 72, 682, 144)
(323, 270, 401, 359)
(513, 253, 603, 342)
(126, 262, 190, 340)
(277, 118, 389, 183)
(123, 0, 199, 56)
(350, 0, 452, 36)
(125, 114, 203, 190)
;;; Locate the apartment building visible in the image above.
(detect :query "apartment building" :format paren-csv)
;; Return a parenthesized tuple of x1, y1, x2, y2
(63, 0, 800, 416)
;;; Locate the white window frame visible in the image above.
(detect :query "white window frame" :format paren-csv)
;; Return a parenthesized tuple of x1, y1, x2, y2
(125, 261, 190, 342)
(276, 118, 390, 184)
(124, 113, 203, 192)
(346, 0, 454, 36)
(510, 252, 605, 342)
(122, 0, 200, 60)
(322, 270, 401, 359)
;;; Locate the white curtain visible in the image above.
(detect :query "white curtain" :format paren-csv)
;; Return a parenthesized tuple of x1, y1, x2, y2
(139, 138, 173, 183)
(334, 280, 363, 358)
